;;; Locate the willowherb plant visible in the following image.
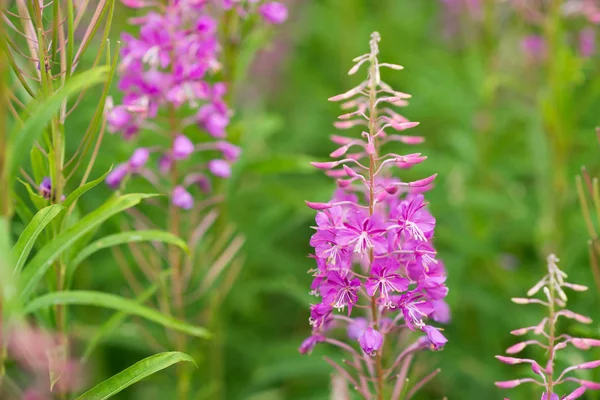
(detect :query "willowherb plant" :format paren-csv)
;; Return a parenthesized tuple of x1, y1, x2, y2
(301, 32, 449, 400)
(496, 254, 600, 400)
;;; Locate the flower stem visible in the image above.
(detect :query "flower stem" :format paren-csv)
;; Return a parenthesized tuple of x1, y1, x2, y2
(367, 47, 385, 400)
(545, 270, 557, 397)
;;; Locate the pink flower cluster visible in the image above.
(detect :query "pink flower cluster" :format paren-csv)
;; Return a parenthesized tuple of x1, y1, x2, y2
(106, 0, 287, 208)
(300, 32, 449, 399)
(496, 254, 600, 400)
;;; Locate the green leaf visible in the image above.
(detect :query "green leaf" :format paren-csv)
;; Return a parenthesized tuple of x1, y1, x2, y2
(18, 193, 156, 300)
(69, 230, 188, 284)
(19, 179, 49, 210)
(30, 146, 47, 185)
(81, 277, 164, 362)
(6, 67, 108, 184)
(24, 291, 210, 338)
(12, 204, 64, 275)
(63, 169, 112, 210)
(75, 352, 196, 400)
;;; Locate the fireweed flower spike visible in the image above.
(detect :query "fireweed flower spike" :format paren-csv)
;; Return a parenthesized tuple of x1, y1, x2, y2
(300, 32, 449, 400)
(106, 0, 245, 205)
(496, 254, 600, 400)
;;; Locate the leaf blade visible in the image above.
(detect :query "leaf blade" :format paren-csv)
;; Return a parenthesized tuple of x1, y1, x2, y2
(24, 291, 209, 338)
(75, 352, 196, 400)
(18, 193, 156, 300)
(11, 204, 64, 275)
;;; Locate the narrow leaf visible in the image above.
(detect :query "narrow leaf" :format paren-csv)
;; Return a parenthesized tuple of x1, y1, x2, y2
(63, 169, 111, 209)
(19, 193, 156, 300)
(82, 278, 163, 362)
(6, 67, 109, 183)
(24, 291, 209, 338)
(75, 352, 196, 400)
(71, 230, 188, 274)
(12, 204, 64, 275)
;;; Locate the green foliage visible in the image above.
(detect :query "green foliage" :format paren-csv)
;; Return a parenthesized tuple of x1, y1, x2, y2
(24, 291, 209, 338)
(19, 193, 157, 300)
(76, 352, 196, 400)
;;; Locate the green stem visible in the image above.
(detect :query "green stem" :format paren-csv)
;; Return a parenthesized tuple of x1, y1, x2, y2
(367, 49, 384, 400)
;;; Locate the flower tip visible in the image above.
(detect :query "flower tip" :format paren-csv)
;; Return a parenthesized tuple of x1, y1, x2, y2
(311, 161, 338, 170)
(495, 380, 522, 389)
(305, 201, 332, 210)
(408, 174, 437, 187)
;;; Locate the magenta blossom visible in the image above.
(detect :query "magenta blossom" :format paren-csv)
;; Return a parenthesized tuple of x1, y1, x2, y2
(300, 33, 448, 398)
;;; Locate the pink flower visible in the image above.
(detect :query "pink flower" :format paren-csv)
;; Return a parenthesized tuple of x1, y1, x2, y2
(259, 2, 288, 24)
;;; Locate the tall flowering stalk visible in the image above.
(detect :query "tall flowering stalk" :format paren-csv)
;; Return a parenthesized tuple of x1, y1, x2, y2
(301, 32, 449, 400)
(496, 254, 600, 399)
(107, 0, 287, 398)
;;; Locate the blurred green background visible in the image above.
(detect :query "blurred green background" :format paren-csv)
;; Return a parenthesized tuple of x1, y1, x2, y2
(59, 0, 600, 399)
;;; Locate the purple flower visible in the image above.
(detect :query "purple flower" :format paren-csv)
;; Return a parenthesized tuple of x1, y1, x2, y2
(39, 177, 52, 200)
(309, 302, 332, 328)
(106, 164, 129, 189)
(541, 394, 559, 400)
(208, 159, 231, 178)
(347, 317, 368, 340)
(521, 35, 546, 63)
(197, 103, 229, 138)
(336, 211, 387, 256)
(358, 328, 383, 356)
(301, 34, 447, 396)
(397, 294, 434, 330)
(172, 186, 194, 209)
(128, 148, 150, 170)
(216, 141, 241, 161)
(580, 28, 596, 58)
(365, 259, 409, 306)
(173, 135, 195, 160)
(259, 2, 288, 24)
(320, 271, 361, 315)
(299, 334, 325, 355)
(393, 194, 435, 242)
(107, 106, 132, 133)
(431, 300, 451, 323)
(159, 154, 173, 174)
(422, 325, 447, 350)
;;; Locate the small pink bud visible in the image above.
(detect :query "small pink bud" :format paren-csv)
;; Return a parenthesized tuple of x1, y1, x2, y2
(495, 355, 523, 365)
(563, 283, 588, 292)
(554, 341, 568, 351)
(572, 338, 600, 350)
(334, 120, 363, 129)
(495, 380, 522, 389)
(408, 174, 437, 187)
(306, 201, 332, 210)
(577, 360, 600, 370)
(511, 297, 534, 304)
(343, 165, 358, 177)
(560, 310, 592, 324)
(337, 179, 352, 188)
(311, 161, 338, 170)
(510, 327, 530, 336)
(330, 145, 350, 158)
(384, 185, 399, 195)
(580, 380, 600, 390)
(330, 135, 353, 145)
(325, 170, 347, 178)
(531, 361, 543, 375)
(564, 386, 586, 400)
(390, 121, 420, 131)
(387, 134, 425, 145)
(328, 85, 364, 102)
(506, 342, 527, 354)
